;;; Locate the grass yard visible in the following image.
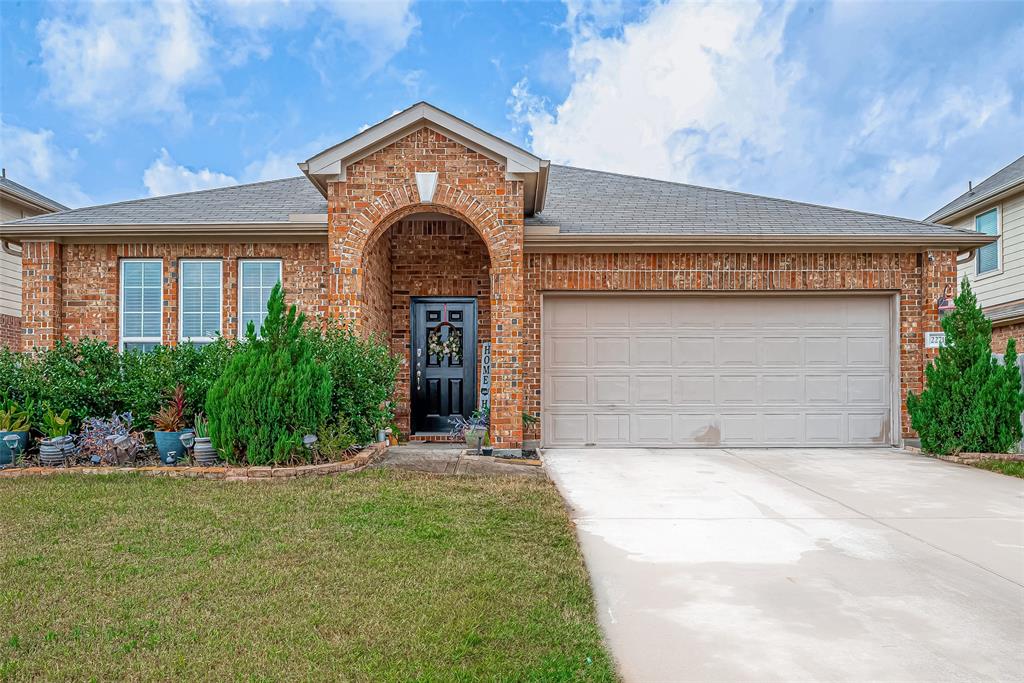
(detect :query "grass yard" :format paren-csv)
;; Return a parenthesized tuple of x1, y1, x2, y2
(0, 470, 615, 681)
(972, 459, 1024, 478)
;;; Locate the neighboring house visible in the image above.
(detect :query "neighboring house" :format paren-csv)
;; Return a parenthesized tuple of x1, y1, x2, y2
(0, 172, 68, 351)
(927, 155, 1024, 353)
(0, 103, 993, 449)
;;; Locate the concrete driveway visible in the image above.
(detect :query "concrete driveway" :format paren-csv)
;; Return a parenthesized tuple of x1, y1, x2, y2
(544, 448, 1024, 682)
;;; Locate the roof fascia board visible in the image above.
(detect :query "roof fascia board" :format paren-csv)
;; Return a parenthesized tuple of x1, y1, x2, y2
(304, 103, 542, 181)
(0, 222, 328, 244)
(524, 232, 997, 254)
(929, 177, 1024, 223)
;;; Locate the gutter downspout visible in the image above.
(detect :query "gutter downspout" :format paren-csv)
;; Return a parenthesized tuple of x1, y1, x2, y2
(956, 248, 976, 266)
(1, 240, 22, 257)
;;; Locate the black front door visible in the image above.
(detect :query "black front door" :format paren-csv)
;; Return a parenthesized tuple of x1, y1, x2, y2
(411, 298, 477, 433)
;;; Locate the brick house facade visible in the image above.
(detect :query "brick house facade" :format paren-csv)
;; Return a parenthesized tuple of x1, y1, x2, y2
(3, 103, 992, 449)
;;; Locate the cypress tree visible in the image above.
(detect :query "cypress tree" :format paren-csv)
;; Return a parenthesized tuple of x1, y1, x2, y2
(908, 278, 1024, 454)
(205, 284, 331, 465)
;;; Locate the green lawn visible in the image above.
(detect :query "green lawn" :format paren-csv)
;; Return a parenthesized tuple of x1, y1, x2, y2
(0, 471, 615, 681)
(972, 459, 1024, 478)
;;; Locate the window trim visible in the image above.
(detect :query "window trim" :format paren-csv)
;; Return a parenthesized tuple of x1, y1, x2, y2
(119, 258, 164, 352)
(974, 206, 1001, 278)
(178, 259, 223, 345)
(237, 259, 283, 339)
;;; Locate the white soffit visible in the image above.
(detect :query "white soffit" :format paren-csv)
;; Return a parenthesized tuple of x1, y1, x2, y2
(298, 102, 548, 213)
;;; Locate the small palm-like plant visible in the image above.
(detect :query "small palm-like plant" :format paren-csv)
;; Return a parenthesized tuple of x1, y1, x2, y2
(151, 385, 187, 432)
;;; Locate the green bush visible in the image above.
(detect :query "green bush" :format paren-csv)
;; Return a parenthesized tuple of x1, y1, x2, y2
(908, 278, 1024, 455)
(205, 284, 331, 465)
(0, 338, 237, 432)
(310, 321, 400, 444)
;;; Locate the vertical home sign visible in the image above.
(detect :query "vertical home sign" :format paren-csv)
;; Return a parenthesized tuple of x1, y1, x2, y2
(479, 342, 492, 411)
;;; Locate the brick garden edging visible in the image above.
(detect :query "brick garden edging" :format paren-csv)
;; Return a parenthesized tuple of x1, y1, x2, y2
(0, 442, 388, 481)
(902, 445, 1024, 465)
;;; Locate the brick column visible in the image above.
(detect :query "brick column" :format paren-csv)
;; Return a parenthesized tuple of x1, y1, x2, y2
(488, 247, 524, 448)
(21, 241, 63, 351)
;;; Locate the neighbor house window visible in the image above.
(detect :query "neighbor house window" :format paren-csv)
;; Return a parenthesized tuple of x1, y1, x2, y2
(120, 259, 163, 352)
(179, 260, 222, 346)
(976, 208, 999, 275)
(238, 260, 282, 336)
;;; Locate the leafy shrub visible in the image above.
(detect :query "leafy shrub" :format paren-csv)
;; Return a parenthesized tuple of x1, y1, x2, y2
(0, 337, 237, 432)
(314, 415, 358, 461)
(908, 278, 1024, 454)
(205, 284, 332, 465)
(309, 321, 400, 444)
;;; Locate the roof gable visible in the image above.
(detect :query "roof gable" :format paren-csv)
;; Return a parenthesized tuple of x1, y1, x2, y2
(298, 102, 548, 211)
(927, 154, 1024, 222)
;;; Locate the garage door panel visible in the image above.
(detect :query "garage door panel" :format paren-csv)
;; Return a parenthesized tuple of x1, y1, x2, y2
(593, 375, 629, 404)
(806, 374, 844, 403)
(849, 413, 889, 442)
(674, 337, 715, 365)
(549, 375, 588, 405)
(717, 375, 758, 404)
(848, 337, 886, 366)
(593, 414, 630, 443)
(763, 336, 803, 365)
(675, 375, 716, 404)
(593, 337, 630, 366)
(805, 337, 845, 365)
(632, 337, 672, 365)
(717, 337, 757, 365)
(548, 336, 588, 366)
(542, 296, 893, 448)
(635, 375, 672, 403)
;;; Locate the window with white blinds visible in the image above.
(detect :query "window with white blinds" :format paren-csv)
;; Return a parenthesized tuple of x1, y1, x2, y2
(120, 259, 163, 352)
(179, 260, 222, 345)
(976, 208, 1000, 275)
(238, 260, 282, 337)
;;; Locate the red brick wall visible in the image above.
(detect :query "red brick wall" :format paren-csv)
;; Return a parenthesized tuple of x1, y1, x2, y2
(992, 321, 1024, 354)
(327, 126, 524, 447)
(24, 242, 327, 348)
(21, 241, 63, 351)
(522, 251, 956, 441)
(362, 232, 393, 340)
(0, 313, 19, 351)
(382, 218, 491, 435)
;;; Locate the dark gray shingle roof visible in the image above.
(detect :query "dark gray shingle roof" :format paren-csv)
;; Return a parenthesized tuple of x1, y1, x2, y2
(0, 176, 69, 212)
(528, 165, 967, 237)
(3, 176, 325, 226)
(3, 164, 972, 240)
(926, 154, 1024, 222)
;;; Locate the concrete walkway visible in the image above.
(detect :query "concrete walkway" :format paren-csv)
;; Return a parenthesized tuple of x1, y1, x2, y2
(544, 448, 1024, 682)
(374, 443, 544, 478)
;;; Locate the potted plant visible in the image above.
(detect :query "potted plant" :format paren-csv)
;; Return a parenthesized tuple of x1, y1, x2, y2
(39, 407, 74, 467)
(0, 400, 31, 466)
(192, 413, 218, 465)
(151, 385, 189, 464)
(78, 413, 144, 466)
(481, 431, 494, 457)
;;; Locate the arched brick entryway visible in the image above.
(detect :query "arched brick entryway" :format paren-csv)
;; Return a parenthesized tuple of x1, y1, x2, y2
(327, 146, 525, 447)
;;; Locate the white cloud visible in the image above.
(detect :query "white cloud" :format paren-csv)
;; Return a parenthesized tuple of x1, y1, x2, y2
(143, 149, 238, 196)
(37, 1, 212, 124)
(219, 0, 418, 76)
(0, 118, 89, 207)
(511, 1, 797, 184)
(512, 0, 1024, 218)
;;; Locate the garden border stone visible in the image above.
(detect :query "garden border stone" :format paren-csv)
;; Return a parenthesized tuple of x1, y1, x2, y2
(0, 442, 388, 481)
(902, 444, 1024, 465)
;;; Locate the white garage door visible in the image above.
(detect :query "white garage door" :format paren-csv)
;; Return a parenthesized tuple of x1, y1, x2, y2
(542, 295, 894, 448)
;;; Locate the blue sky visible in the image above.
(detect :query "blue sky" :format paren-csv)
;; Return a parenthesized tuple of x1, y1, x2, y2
(1, 0, 1022, 220)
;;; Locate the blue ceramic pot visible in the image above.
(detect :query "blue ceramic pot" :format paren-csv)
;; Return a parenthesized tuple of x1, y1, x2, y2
(0, 431, 28, 465)
(154, 430, 192, 463)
